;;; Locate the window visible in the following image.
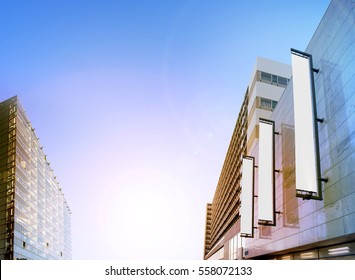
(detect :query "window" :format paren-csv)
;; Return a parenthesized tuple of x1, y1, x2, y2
(260, 71, 271, 82)
(207, 247, 224, 260)
(228, 235, 239, 260)
(272, 75, 278, 83)
(259, 71, 289, 87)
(278, 76, 288, 86)
(260, 98, 278, 110)
(260, 98, 272, 109)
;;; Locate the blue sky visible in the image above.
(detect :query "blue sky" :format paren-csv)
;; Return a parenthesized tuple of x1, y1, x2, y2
(0, 0, 330, 259)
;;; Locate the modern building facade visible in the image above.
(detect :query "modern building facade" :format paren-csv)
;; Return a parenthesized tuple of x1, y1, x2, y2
(0, 96, 72, 260)
(204, 0, 355, 260)
(204, 57, 292, 259)
(203, 89, 248, 259)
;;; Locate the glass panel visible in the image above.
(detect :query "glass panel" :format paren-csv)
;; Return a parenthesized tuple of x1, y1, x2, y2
(260, 71, 272, 82)
(258, 120, 275, 224)
(278, 76, 288, 86)
(279, 254, 294, 260)
(294, 250, 319, 260)
(319, 242, 355, 258)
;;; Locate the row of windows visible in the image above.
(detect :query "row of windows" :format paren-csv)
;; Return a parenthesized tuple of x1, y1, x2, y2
(209, 102, 247, 248)
(260, 97, 278, 110)
(207, 247, 225, 260)
(259, 71, 289, 87)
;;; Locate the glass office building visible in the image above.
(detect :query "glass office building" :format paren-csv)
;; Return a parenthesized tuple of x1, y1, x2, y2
(0, 96, 72, 260)
(204, 0, 355, 260)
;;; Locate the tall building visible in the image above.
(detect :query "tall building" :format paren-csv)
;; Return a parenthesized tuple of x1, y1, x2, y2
(204, 58, 291, 260)
(204, 0, 355, 260)
(203, 91, 248, 259)
(0, 96, 72, 260)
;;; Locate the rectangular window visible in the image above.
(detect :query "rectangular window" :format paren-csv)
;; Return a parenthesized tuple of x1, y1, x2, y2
(260, 98, 272, 109)
(258, 119, 275, 225)
(291, 51, 320, 197)
(260, 71, 271, 82)
(272, 75, 278, 83)
(228, 235, 239, 260)
(260, 98, 277, 110)
(272, 100, 278, 109)
(278, 76, 288, 86)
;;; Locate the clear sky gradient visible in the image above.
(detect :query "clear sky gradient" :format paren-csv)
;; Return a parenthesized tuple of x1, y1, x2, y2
(0, 0, 330, 259)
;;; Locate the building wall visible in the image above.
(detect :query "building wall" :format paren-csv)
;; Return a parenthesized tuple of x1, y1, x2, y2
(203, 203, 212, 257)
(204, 91, 248, 259)
(0, 97, 16, 259)
(0, 96, 72, 260)
(244, 0, 355, 259)
(205, 59, 291, 260)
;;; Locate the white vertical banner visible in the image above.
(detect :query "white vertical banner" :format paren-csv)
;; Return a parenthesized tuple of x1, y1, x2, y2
(240, 156, 255, 237)
(258, 119, 275, 224)
(291, 52, 319, 196)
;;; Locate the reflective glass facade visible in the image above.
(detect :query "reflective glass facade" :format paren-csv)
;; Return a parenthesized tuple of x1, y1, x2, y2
(0, 96, 71, 260)
(203, 92, 248, 259)
(204, 0, 355, 260)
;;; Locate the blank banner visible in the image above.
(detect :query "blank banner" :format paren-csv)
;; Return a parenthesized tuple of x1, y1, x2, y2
(258, 119, 275, 225)
(291, 51, 319, 197)
(240, 156, 255, 238)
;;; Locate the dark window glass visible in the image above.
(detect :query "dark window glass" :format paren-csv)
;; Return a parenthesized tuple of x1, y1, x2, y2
(260, 98, 272, 109)
(260, 71, 271, 82)
(272, 75, 278, 83)
(278, 76, 288, 86)
(272, 101, 278, 109)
